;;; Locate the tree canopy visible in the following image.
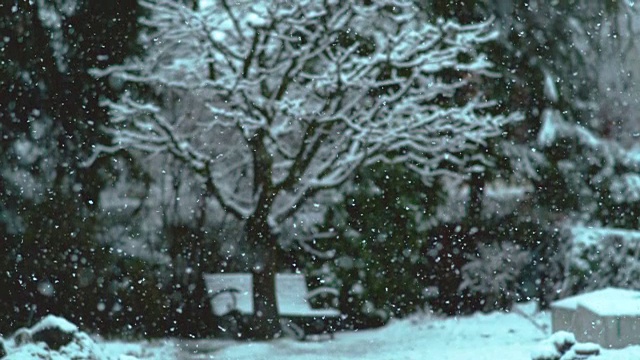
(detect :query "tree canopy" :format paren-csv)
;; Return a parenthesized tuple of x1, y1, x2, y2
(88, 0, 520, 338)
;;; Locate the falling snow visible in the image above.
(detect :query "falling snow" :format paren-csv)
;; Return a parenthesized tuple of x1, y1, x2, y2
(3, 0, 640, 358)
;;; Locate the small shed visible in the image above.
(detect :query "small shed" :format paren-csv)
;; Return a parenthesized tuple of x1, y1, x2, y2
(551, 287, 640, 348)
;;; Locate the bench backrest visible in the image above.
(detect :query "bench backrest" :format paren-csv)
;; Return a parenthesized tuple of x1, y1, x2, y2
(204, 273, 253, 316)
(276, 273, 316, 316)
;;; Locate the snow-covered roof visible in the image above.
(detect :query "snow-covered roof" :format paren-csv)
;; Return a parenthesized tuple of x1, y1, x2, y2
(551, 288, 640, 316)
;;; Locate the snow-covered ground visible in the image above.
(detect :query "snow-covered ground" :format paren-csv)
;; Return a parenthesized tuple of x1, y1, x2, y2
(7, 305, 640, 359)
(171, 303, 640, 360)
(176, 303, 550, 360)
(177, 313, 544, 359)
(1, 315, 178, 360)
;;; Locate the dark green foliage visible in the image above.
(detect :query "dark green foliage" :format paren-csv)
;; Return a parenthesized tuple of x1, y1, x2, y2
(460, 241, 530, 311)
(0, 0, 144, 335)
(299, 164, 446, 325)
(32, 327, 75, 351)
(162, 222, 218, 338)
(422, 0, 638, 313)
(423, 217, 560, 314)
(563, 231, 640, 297)
(306, 170, 567, 320)
(537, 112, 640, 228)
(428, 0, 629, 122)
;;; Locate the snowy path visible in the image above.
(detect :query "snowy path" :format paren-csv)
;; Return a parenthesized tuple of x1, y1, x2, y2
(174, 305, 551, 360)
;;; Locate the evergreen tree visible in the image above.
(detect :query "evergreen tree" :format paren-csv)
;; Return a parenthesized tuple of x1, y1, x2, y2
(425, 0, 640, 308)
(0, 0, 141, 333)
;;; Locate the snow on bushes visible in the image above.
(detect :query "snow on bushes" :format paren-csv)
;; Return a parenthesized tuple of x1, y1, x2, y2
(562, 227, 640, 295)
(531, 331, 600, 360)
(460, 241, 531, 311)
(2, 315, 155, 360)
(30, 315, 78, 350)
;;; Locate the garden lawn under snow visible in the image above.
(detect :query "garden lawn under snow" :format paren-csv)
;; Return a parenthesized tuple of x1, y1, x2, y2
(173, 303, 640, 360)
(176, 303, 549, 360)
(7, 304, 640, 359)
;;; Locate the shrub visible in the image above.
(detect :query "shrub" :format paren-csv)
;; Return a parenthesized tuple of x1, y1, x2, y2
(562, 227, 640, 295)
(460, 241, 531, 311)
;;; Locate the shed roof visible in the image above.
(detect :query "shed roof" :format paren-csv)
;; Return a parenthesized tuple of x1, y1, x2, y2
(552, 287, 640, 316)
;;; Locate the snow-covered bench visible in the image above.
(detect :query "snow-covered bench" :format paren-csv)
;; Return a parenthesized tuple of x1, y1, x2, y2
(204, 273, 341, 339)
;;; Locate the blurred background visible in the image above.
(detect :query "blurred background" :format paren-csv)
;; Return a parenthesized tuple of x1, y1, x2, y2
(2, 0, 640, 340)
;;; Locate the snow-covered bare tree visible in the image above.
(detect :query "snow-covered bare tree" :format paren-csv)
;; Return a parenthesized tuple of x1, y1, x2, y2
(88, 0, 520, 338)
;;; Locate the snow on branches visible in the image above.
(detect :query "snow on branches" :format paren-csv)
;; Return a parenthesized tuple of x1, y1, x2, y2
(89, 0, 520, 227)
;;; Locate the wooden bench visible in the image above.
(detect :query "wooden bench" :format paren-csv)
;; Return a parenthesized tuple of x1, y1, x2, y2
(204, 273, 340, 340)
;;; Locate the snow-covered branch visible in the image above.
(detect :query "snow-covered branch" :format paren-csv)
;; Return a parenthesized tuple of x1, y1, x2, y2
(89, 0, 519, 231)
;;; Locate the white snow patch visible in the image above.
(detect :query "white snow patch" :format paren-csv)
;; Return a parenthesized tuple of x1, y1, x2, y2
(570, 226, 640, 248)
(543, 70, 559, 102)
(551, 287, 640, 317)
(171, 305, 640, 359)
(530, 341, 561, 360)
(177, 304, 552, 360)
(538, 109, 560, 147)
(30, 315, 78, 334)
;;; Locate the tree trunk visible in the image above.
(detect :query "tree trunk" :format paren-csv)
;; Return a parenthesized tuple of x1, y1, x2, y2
(245, 214, 281, 340)
(467, 170, 485, 225)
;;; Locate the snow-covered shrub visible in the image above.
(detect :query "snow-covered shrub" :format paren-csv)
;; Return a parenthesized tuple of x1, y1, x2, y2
(537, 110, 640, 228)
(5, 315, 107, 360)
(531, 331, 600, 360)
(2, 315, 167, 360)
(13, 328, 32, 346)
(460, 241, 531, 311)
(531, 341, 562, 359)
(30, 315, 78, 350)
(531, 331, 574, 360)
(562, 227, 640, 295)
